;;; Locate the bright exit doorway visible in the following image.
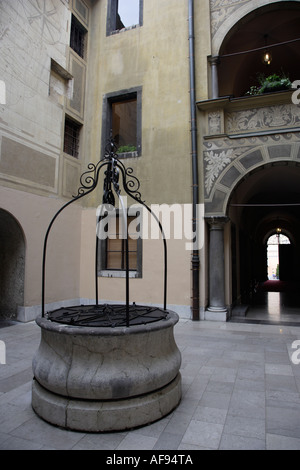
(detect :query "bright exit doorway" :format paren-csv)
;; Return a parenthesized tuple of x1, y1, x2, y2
(267, 230, 291, 281)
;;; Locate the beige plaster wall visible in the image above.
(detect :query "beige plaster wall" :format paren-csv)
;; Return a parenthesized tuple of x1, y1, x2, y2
(0, 186, 81, 309)
(80, 206, 193, 313)
(83, 0, 193, 207)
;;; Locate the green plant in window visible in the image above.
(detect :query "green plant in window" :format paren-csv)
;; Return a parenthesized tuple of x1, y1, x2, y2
(245, 72, 292, 96)
(117, 145, 137, 153)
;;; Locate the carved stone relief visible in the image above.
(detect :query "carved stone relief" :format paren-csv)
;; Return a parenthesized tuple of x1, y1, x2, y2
(209, 0, 283, 54)
(208, 111, 222, 135)
(203, 132, 300, 215)
(226, 104, 300, 134)
(210, 0, 251, 39)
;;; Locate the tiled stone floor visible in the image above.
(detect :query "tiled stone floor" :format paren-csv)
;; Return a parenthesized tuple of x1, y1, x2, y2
(1, 295, 300, 450)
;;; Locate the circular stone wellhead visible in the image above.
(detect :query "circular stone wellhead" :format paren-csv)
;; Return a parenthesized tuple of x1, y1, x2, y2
(32, 309, 182, 432)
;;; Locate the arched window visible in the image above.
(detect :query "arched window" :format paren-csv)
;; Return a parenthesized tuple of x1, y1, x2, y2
(217, 2, 300, 97)
(267, 231, 290, 280)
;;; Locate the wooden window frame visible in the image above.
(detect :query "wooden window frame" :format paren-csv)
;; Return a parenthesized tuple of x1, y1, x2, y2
(102, 87, 142, 158)
(98, 208, 143, 278)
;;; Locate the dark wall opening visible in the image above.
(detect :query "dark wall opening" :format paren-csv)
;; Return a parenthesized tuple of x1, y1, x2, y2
(228, 163, 300, 304)
(0, 209, 25, 319)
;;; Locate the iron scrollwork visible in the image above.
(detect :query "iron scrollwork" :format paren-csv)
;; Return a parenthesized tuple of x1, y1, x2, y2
(41, 137, 167, 326)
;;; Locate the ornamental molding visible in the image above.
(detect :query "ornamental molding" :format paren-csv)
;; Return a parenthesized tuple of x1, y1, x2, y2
(203, 132, 300, 199)
(209, 0, 284, 54)
(210, 0, 249, 37)
(204, 145, 248, 194)
(226, 104, 300, 134)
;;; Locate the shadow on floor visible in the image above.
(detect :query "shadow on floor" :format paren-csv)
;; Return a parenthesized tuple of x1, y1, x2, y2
(231, 280, 300, 326)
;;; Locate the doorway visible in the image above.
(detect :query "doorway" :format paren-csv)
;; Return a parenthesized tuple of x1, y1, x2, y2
(0, 209, 25, 320)
(228, 163, 300, 324)
(267, 232, 291, 281)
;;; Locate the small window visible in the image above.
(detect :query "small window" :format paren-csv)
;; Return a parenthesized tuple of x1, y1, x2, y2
(63, 117, 81, 158)
(118, 0, 140, 28)
(102, 87, 142, 157)
(70, 15, 87, 59)
(98, 209, 142, 277)
(107, 0, 143, 35)
(106, 215, 138, 270)
(112, 98, 137, 153)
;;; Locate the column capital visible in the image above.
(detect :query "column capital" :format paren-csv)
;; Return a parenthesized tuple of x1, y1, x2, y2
(205, 216, 229, 229)
(208, 55, 220, 66)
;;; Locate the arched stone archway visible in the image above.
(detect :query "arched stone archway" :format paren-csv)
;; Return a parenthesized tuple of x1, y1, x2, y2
(0, 209, 25, 320)
(210, 0, 286, 56)
(209, 1, 300, 99)
(205, 134, 300, 217)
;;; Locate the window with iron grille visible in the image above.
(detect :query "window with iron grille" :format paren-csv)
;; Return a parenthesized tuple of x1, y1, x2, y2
(63, 117, 81, 158)
(70, 15, 87, 59)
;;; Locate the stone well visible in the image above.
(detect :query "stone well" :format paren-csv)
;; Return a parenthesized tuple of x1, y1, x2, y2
(32, 308, 181, 432)
(32, 139, 182, 432)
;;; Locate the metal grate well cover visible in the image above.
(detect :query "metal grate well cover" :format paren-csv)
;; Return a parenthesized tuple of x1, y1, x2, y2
(47, 304, 168, 327)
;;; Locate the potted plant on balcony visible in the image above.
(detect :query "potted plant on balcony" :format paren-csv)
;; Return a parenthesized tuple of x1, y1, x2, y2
(246, 73, 292, 96)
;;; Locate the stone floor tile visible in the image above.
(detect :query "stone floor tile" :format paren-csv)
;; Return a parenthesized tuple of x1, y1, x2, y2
(0, 435, 44, 450)
(177, 442, 211, 450)
(265, 363, 293, 376)
(266, 405, 300, 439)
(236, 364, 265, 380)
(265, 374, 298, 393)
(266, 433, 300, 450)
(0, 367, 33, 393)
(193, 405, 227, 425)
(265, 351, 291, 364)
(234, 377, 265, 392)
(116, 433, 157, 450)
(228, 390, 265, 419)
(219, 433, 265, 450)
(163, 411, 192, 436)
(181, 420, 223, 450)
(205, 379, 234, 394)
(198, 391, 231, 410)
(71, 432, 127, 450)
(152, 432, 182, 450)
(224, 414, 265, 440)
(10, 416, 85, 450)
(266, 389, 300, 406)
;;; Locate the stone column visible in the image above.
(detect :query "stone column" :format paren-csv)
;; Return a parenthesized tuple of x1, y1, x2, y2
(208, 56, 220, 99)
(206, 216, 228, 321)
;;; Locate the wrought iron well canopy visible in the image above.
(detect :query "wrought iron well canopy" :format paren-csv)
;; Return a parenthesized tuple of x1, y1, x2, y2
(42, 138, 168, 328)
